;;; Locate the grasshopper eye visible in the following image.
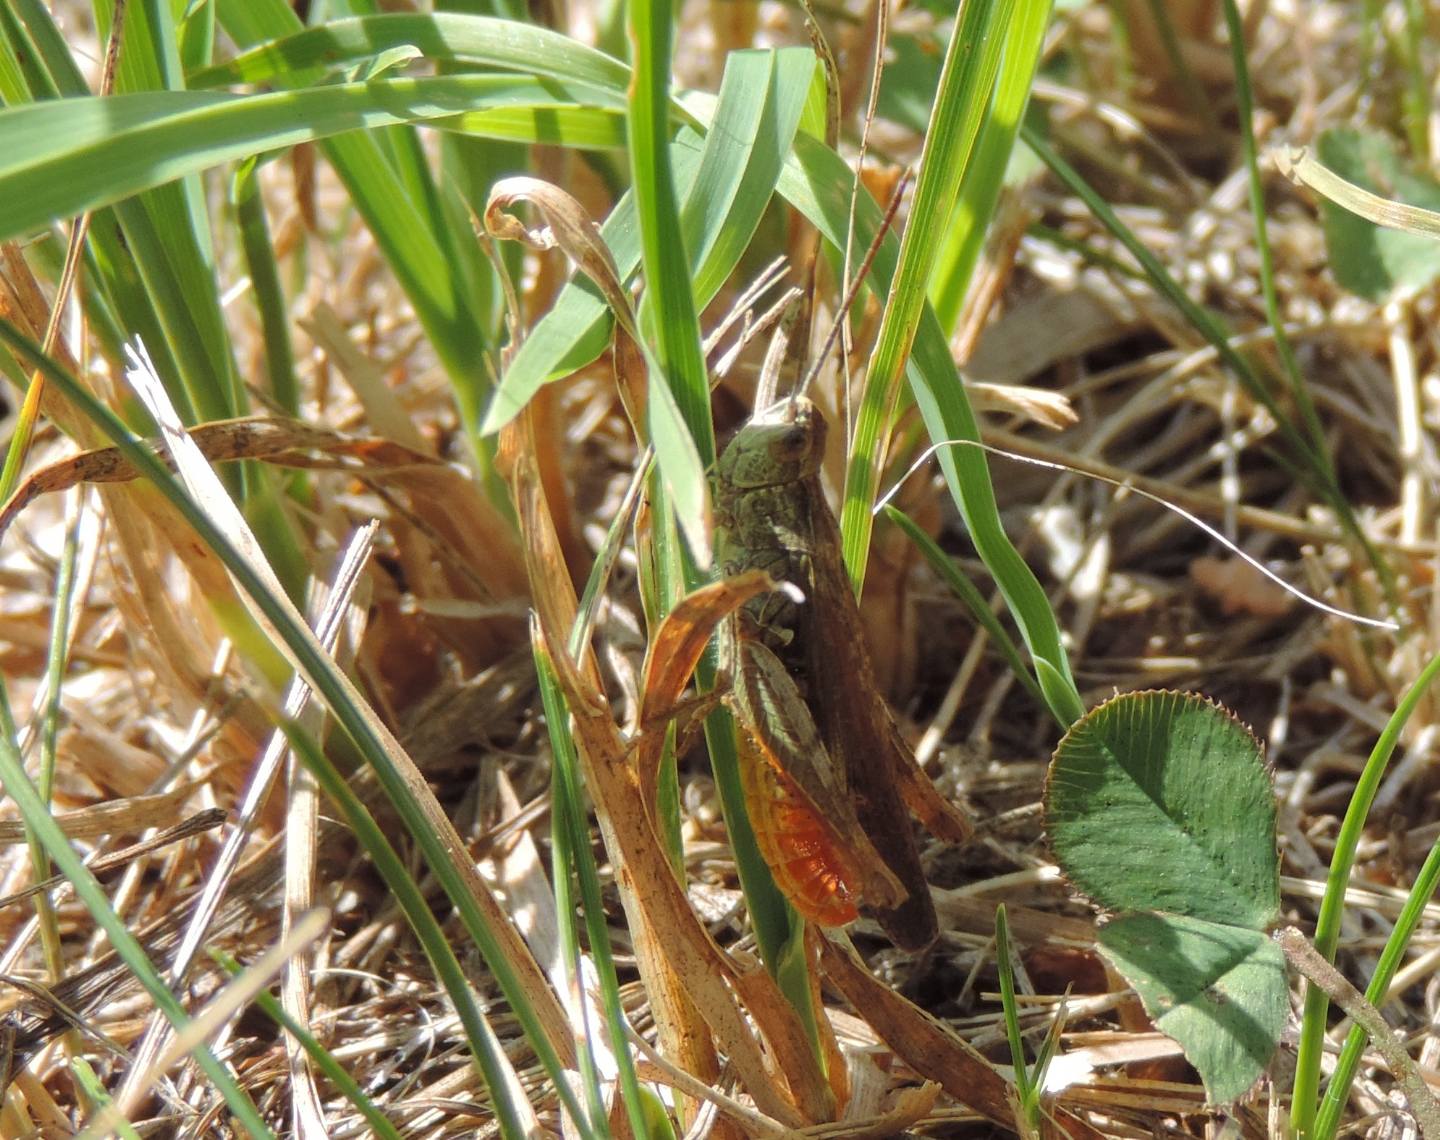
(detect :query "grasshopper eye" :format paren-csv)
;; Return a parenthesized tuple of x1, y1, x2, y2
(776, 424, 810, 460)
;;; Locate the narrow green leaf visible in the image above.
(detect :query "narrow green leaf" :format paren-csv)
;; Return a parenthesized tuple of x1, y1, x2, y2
(99, 0, 243, 425)
(840, 0, 1014, 592)
(628, 0, 711, 572)
(775, 130, 1083, 725)
(233, 158, 298, 414)
(883, 504, 1050, 717)
(1316, 824, 1440, 1139)
(929, 2, 1053, 332)
(534, 645, 649, 1140)
(1292, 644, 1440, 1136)
(0, 77, 620, 243)
(485, 48, 813, 435)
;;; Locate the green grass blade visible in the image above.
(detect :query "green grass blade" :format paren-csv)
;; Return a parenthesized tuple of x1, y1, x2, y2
(233, 157, 298, 414)
(681, 50, 816, 311)
(1290, 646, 1440, 1136)
(98, 0, 244, 426)
(775, 131, 1083, 725)
(8, 0, 87, 96)
(883, 504, 1050, 717)
(0, 78, 623, 244)
(439, 104, 628, 146)
(628, 0, 711, 571)
(68, 1058, 142, 1140)
(483, 48, 811, 434)
(1221, 0, 1325, 466)
(275, 724, 538, 1140)
(839, 0, 1013, 593)
(191, 12, 631, 94)
(535, 645, 648, 1140)
(0, 678, 275, 1137)
(994, 905, 1033, 1110)
(928, 1, 1053, 333)
(1314, 833, 1440, 1140)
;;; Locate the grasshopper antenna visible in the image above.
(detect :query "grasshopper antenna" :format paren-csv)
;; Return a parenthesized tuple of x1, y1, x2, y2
(793, 168, 911, 409)
(875, 438, 1400, 632)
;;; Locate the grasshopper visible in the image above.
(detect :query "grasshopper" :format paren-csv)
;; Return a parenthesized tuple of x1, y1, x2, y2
(715, 396, 970, 950)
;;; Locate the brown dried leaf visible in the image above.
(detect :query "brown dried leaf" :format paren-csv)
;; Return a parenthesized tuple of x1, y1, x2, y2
(1190, 555, 1296, 618)
(0, 784, 205, 844)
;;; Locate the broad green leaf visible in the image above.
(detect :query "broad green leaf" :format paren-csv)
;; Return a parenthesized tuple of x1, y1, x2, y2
(1314, 126, 1440, 300)
(1098, 913, 1286, 1105)
(1047, 690, 1279, 929)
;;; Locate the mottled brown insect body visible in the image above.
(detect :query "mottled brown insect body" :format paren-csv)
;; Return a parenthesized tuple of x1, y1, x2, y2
(715, 398, 969, 950)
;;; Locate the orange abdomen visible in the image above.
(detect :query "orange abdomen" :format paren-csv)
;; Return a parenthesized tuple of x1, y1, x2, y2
(737, 735, 859, 928)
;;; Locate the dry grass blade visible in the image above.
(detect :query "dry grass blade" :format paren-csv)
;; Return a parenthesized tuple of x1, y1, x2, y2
(96, 908, 332, 1133)
(0, 787, 209, 846)
(0, 418, 441, 544)
(0, 809, 226, 912)
(1276, 145, 1440, 239)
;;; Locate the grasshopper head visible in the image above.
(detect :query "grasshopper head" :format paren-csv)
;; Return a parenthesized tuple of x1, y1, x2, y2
(717, 398, 828, 489)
